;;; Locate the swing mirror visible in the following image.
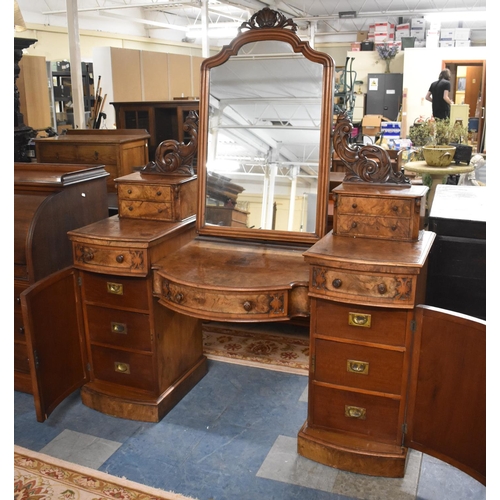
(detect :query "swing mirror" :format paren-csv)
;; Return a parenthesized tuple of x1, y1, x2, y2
(196, 8, 334, 245)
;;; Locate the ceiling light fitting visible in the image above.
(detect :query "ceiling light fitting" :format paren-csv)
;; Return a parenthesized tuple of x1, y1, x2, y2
(339, 11, 357, 19)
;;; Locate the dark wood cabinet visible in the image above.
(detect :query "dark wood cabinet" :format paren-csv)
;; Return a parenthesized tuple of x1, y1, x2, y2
(111, 101, 199, 161)
(426, 184, 486, 320)
(14, 163, 109, 393)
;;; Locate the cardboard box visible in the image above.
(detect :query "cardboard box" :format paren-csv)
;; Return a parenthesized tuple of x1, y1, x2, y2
(411, 27, 425, 40)
(351, 42, 361, 51)
(374, 32, 395, 43)
(440, 41, 455, 48)
(411, 18, 426, 28)
(454, 28, 471, 40)
(455, 40, 471, 47)
(440, 29, 455, 40)
(356, 31, 368, 42)
(362, 115, 383, 136)
(415, 40, 427, 48)
(374, 22, 395, 33)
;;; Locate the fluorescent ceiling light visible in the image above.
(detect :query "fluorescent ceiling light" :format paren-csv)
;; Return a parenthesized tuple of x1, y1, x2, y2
(424, 11, 486, 22)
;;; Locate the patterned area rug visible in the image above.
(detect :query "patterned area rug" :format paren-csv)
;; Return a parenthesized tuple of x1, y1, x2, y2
(202, 321, 310, 375)
(14, 445, 198, 500)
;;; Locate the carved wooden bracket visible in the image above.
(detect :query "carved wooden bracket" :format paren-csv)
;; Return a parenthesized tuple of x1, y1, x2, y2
(239, 7, 298, 32)
(141, 110, 198, 176)
(333, 113, 411, 186)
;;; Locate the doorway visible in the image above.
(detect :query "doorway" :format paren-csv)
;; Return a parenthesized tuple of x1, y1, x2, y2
(444, 60, 486, 153)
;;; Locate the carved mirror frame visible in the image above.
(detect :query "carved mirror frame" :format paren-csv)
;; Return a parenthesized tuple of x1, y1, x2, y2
(196, 8, 334, 245)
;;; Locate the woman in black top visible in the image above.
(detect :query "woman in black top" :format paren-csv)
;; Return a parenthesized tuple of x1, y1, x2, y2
(426, 68, 454, 119)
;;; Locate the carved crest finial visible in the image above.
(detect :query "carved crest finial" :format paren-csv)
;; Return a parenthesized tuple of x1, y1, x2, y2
(239, 8, 297, 33)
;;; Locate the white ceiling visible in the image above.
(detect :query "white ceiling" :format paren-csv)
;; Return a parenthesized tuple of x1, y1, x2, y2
(16, 0, 487, 46)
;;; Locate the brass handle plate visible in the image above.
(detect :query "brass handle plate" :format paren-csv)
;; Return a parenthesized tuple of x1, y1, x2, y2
(348, 312, 371, 328)
(345, 405, 366, 419)
(107, 282, 123, 295)
(347, 359, 369, 375)
(114, 362, 130, 374)
(111, 322, 127, 334)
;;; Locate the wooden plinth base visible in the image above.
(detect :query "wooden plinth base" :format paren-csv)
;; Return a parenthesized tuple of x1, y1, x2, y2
(297, 422, 408, 478)
(81, 356, 207, 422)
(14, 370, 33, 394)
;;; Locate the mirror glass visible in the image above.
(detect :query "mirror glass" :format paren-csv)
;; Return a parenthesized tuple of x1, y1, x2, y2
(197, 30, 333, 244)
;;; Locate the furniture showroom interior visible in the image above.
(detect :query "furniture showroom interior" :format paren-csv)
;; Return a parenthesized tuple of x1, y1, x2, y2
(13, 1, 488, 499)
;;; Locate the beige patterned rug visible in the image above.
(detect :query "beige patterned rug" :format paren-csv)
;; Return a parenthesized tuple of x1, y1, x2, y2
(14, 445, 198, 500)
(202, 321, 310, 375)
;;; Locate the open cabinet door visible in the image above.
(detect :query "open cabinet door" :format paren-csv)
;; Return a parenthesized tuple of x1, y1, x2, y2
(406, 305, 485, 485)
(20, 267, 88, 422)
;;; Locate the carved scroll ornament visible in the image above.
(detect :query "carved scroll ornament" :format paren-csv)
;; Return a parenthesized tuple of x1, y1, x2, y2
(141, 110, 198, 176)
(333, 113, 410, 185)
(238, 7, 298, 33)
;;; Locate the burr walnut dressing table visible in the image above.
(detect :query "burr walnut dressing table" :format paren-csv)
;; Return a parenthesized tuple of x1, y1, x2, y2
(18, 8, 484, 486)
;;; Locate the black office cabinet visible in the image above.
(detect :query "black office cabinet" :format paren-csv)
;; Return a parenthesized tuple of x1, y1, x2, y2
(426, 184, 486, 320)
(366, 73, 403, 120)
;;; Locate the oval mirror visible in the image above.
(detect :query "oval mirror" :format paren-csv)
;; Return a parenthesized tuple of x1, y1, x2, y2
(197, 10, 334, 245)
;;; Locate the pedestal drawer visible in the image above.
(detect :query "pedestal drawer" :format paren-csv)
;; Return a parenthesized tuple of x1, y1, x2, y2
(311, 384, 401, 444)
(82, 273, 150, 311)
(118, 184, 173, 202)
(313, 299, 408, 347)
(86, 305, 152, 351)
(335, 214, 412, 240)
(314, 338, 404, 395)
(90, 345, 156, 392)
(119, 200, 174, 221)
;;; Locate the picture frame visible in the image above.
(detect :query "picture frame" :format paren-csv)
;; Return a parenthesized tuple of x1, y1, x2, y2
(457, 77, 466, 91)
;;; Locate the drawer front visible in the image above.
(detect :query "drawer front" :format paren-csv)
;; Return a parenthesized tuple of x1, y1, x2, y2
(336, 214, 411, 240)
(14, 283, 28, 342)
(159, 278, 289, 320)
(37, 143, 77, 162)
(314, 338, 404, 395)
(311, 384, 400, 443)
(313, 299, 407, 347)
(76, 145, 116, 164)
(119, 200, 174, 221)
(337, 195, 412, 218)
(73, 243, 148, 276)
(14, 342, 30, 373)
(118, 184, 173, 202)
(90, 345, 155, 392)
(86, 305, 152, 351)
(310, 266, 415, 307)
(82, 273, 150, 311)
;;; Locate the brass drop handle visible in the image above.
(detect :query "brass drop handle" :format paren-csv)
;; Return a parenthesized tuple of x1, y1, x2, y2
(243, 301, 253, 311)
(55, 152, 60, 160)
(94, 150, 99, 160)
(174, 292, 184, 303)
(348, 313, 371, 327)
(114, 362, 130, 374)
(345, 405, 366, 419)
(377, 283, 387, 294)
(332, 278, 342, 289)
(347, 359, 369, 375)
(116, 254, 124, 263)
(107, 282, 123, 295)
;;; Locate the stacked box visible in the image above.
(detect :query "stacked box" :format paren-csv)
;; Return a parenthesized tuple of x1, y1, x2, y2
(454, 28, 471, 40)
(411, 28, 425, 40)
(374, 32, 395, 43)
(411, 18, 426, 28)
(440, 40, 454, 47)
(381, 121, 402, 138)
(396, 23, 410, 40)
(357, 31, 368, 42)
(374, 22, 395, 33)
(455, 40, 471, 47)
(351, 42, 361, 51)
(440, 28, 455, 41)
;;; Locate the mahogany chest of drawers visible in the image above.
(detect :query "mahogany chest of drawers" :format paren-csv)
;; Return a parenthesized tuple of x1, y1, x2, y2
(34, 130, 150, 193)
(14, 163, 109, 393)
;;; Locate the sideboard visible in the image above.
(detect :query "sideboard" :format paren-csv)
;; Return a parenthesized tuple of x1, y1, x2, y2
(14, 162, 109, 393)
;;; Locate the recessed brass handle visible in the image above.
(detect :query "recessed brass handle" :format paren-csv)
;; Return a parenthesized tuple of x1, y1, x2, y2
(345, 405, 366, 419)
(243, 301, 253, 311)
(114, 362, 130, 374)
(107, 282, 123, 295)
(111, 322, 127, 334)
(347, 359, 369, 375)
(377, 283, 387, 294)
(332, 278, 342, 289)
(348, 313, 371, 328)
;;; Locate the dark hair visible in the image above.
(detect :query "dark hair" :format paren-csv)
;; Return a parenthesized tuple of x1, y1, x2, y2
(439, 69, 451, 80)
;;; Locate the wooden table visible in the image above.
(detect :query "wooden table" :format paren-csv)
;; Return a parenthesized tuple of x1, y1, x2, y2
(403, 161, 475, 210)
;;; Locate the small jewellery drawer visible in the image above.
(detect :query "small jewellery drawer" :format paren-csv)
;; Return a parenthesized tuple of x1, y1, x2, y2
(158, 278, 288, 320)
(314, 338, 404, 395)
(73, 242, 147, 276)
(335, 214, 412, 240)
(86, 305, 152, 351)
(37, 144, 77, 162)
(82, 273, 150, 311)
(311, 384, 400, 444)
(90, 345, 155, 392)
(337, 195, 412, 218)
(119, 200, 174, 221)
(118, 184, 172, 202)
(310, 266, 415, 307)
(313, 299, 407, 347)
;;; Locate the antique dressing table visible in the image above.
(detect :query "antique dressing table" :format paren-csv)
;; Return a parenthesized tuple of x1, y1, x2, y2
(19, 8, 484, 486)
